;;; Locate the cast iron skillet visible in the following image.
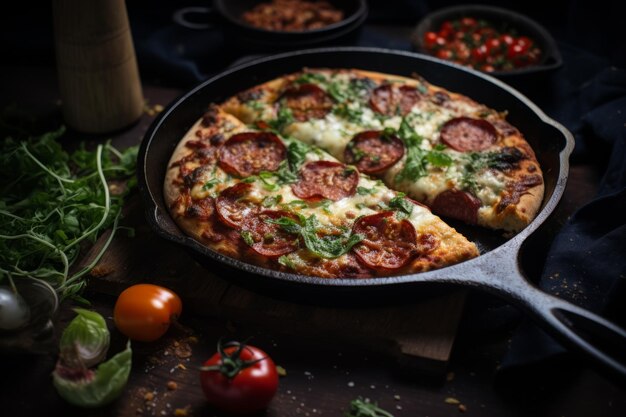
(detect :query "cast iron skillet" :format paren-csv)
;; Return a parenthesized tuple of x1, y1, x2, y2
(138, 47, 626, 382)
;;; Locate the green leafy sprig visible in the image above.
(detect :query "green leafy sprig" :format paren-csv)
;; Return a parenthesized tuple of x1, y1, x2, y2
(0, 127, 138, 300)
(266, 214, 363, 259)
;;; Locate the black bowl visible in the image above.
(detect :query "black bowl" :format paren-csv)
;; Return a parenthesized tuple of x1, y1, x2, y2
(213, 0, 368, 53)
(411, 4, 562, 81)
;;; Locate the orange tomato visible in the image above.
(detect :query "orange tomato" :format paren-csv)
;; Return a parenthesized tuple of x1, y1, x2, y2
(113, 284, 182, 342)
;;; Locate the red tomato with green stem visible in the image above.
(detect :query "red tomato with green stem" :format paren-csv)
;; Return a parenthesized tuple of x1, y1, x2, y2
(200, 340, 279, 414)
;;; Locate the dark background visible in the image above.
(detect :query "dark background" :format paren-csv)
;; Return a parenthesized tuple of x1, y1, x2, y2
(2, 0, 624, 88)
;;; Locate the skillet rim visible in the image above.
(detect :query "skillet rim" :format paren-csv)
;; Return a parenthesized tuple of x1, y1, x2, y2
(138, 46, 575, 289)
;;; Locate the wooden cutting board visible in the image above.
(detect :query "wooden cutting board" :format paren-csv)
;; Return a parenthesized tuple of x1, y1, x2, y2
(83, 196, 466, 377)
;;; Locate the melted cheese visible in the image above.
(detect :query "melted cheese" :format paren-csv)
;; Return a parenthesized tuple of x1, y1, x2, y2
(229, 71, 513, 217)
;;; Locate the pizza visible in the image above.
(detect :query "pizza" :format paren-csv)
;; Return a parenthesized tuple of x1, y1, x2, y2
(164, 68, 544, 278)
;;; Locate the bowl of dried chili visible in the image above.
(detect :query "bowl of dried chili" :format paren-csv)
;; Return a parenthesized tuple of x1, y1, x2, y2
(411, 5, 562, 79)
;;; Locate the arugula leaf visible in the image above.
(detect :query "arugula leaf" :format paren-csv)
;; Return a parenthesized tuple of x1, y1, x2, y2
(240, 230, 255, 246)
(357, 186, 376, 195)
(311, 199, 333, 214)
(246, 100, 266, 111)
(268, 107, 294, 131)
(345, 398, 394, 417)
(278, 255, 296, 270)
(460, 151, 516, 193)
(280, 199, 309, 209)
(202, 178, 220, 190)
(295, 72, 327, 84)
(300, 216, 363, 259)
(426, 143, 453, 168)
(265, 215, 304, 235)
(394, 117, 428, 183)
(332, 103, 364, 124)
(394, 117, 453, 183)
(267, 214, 363, 259)
(286, 140, 310, 171)
(261, 195, 283, 208)
(388, 193, 414, 219)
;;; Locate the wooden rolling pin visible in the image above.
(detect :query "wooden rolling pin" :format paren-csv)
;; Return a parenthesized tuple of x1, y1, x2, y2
(53, 0, 144, 134)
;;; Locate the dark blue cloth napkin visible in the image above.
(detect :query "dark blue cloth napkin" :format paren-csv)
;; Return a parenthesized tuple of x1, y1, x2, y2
(496, 65, 626, 382)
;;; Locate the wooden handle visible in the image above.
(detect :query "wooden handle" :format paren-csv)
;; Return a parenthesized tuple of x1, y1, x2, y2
(53, 0, 143, 134)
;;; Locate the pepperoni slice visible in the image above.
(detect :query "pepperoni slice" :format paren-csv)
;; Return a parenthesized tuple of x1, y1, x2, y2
(398, 86, 422, 115)
(218, 132, 286, 177)
(344, 131, 405, 174)
(278, 83, 333, 122)
(215, 182, 258, 228)
(440, 117, 498, 152)
(291, 161, 358, 201)
(242, 210, 300, 257)
(431, 189, 482, 224)
(369, 84, 421, 116)
(352, 211, 418, 270)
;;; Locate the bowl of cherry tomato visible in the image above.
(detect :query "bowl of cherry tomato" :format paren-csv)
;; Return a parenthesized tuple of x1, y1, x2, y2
(411, 5, 562, 78)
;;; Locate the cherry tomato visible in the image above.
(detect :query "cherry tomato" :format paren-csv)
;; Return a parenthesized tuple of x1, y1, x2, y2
(436, 49, 453, 60)
(500, 34, 515, 46)
(200, 340, 279, 414)
(507, 43, 525, 60)
(471, 45, 488, 62)
(423, 31, 438, 48)
(516, 36, 532, 51)
(485, 38, 502, 55)
(113, 284, 182, 342)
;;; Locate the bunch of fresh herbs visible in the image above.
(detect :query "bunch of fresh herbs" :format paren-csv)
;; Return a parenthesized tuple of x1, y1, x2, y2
(0, 126, 138, 300)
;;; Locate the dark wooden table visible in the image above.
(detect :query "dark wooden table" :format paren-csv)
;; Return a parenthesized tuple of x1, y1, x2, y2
(1, 64, 624, 417)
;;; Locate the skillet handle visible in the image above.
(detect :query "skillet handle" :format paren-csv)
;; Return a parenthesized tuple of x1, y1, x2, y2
(451, 253, 626, 382)
(523, 287, 626, 381)
(466, 256, 626, 382)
